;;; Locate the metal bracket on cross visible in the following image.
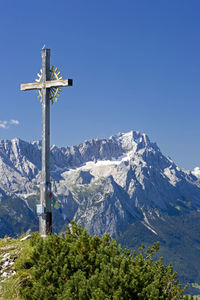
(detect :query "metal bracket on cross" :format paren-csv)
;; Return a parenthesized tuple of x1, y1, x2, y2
(36, 66, 63, 104)
(20, 60, 73, 105)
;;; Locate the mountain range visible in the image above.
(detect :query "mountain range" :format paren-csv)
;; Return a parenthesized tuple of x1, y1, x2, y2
(0, 130, 200, 292)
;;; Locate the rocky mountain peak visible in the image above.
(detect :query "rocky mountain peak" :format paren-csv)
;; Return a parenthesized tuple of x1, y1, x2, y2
(0, 131, 200, 290)
(111, 130, 159, 155)
(0, 130, 200, 232)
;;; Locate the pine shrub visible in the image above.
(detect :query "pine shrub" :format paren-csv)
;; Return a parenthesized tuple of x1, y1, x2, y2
(8, 223, 188, 299)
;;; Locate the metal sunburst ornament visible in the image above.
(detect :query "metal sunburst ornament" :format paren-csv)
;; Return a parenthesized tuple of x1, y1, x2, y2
(35, 66, 63, 104)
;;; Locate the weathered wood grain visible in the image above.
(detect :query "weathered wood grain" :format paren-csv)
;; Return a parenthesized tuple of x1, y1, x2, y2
(20, 79, 73, 91)
(20, 48, 73, 238)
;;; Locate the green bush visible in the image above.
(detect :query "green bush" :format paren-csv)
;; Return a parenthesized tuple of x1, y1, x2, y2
(9, 223, 187, 299)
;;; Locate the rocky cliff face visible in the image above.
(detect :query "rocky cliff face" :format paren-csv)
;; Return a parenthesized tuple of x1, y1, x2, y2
(0, 130, 199, 237)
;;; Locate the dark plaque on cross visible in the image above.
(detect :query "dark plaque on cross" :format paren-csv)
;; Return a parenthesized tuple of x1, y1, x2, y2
(20, 48, 73, 237)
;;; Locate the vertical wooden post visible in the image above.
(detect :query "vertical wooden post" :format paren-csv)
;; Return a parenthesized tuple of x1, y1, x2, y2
(39, 48, 52, 237)
(20, 49, 73, 237)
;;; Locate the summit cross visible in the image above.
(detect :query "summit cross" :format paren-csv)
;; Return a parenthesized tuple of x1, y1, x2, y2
(20, 48, 73, 237)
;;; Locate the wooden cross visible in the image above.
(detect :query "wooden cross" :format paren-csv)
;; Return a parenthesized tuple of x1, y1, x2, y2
(20, 48, 73, 237)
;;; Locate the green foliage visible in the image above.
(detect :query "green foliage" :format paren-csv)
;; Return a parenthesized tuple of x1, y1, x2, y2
(3, 223, 188, 299)
(183, 294, 200, 300)
(192, 283, 200, 290)
(117, 211, 200, 293)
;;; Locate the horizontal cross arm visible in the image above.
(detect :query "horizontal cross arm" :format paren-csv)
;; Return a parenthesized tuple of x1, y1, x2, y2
(46, 79, 73, 88)
(20, 82, 41, 90)
(20, 79, 73, 91)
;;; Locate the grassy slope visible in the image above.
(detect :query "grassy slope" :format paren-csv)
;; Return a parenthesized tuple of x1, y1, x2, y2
(0, 236, 32, 299)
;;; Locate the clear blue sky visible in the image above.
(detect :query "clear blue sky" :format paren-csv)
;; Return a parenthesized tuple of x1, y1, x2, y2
(0, 0, 200, 170)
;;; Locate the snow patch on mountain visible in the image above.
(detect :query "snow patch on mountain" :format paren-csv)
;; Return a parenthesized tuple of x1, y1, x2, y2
(141, 209, 158, 235)
(192, 167, 200, 178)
(164, 167, 180, 186)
